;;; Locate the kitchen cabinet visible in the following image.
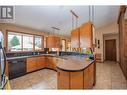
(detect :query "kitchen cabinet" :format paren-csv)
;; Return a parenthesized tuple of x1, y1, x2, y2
(27, 57, 37, 72)
(71, 28, 80, 48)
(70, 71, 84, 89)
(71, 22, 94, 48)
(118, 6, 127, 80)
(57, 62, 95, 89)
(57, 69, 70, 89)
(36, 56, 46, 70)
(46, 57, 56, 70)
(88, 63, 94, 88)
(46, 36, 60, 48)
(83, 67, 90, 89)
(80, 22, 94, 48)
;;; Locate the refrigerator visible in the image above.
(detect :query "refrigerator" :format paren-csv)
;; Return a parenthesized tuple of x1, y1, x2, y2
(0, 31, 7, 89)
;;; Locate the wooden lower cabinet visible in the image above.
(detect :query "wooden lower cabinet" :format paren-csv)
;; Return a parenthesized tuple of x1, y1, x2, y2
(27, 57, 37, 73)
(57, 69, 70, 89)
(27, 56, 57, 73)
(70, 71, 84, 89)
(36, 56, 46, 70)
(84, 63, 94, 89)
(83, 67, 90, 89)
(89, 63, 94, 87)
(46, 57, 56, 70)
(57, 63, 95, 89)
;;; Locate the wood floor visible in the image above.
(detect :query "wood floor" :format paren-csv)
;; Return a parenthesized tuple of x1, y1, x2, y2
(10, 61, 127, 89)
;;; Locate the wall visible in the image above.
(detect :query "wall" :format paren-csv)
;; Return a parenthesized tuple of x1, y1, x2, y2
(95, 22, 119, 62)
(0, 23, 70, 51)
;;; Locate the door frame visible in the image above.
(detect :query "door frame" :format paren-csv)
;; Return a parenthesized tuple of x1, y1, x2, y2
(105, 39, 116, 61)
(103, 33, 119, 62)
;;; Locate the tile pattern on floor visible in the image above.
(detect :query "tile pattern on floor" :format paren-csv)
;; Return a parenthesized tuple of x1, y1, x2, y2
(93, 61, 127, 89)
(10, 61, 127, 90)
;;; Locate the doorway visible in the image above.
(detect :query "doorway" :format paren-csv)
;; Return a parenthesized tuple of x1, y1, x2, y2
(62, 39, 66, 51)
(105, 39, 116, 61)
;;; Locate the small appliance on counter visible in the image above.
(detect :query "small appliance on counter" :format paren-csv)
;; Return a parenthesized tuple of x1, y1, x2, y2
(0, 31, 9, 89)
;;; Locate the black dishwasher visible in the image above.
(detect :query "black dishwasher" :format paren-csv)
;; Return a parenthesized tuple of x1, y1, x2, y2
(8, 58, 26, 80)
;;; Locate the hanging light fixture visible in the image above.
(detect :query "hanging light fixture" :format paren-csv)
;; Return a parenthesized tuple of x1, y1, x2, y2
(70, 10, 79, 30)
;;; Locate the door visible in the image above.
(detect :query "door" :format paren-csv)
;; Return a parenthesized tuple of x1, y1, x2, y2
(105, 39, 116, 61)
(62, 39, 66, 51)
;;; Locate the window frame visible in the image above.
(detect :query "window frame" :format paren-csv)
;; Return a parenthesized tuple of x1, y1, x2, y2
(6, 30, 44, 52)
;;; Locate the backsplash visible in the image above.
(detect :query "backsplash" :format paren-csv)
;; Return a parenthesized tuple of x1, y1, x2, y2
(6, 51, 94, 59)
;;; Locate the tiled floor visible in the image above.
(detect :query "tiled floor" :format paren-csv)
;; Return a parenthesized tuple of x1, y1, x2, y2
(10, 61, 127, 90)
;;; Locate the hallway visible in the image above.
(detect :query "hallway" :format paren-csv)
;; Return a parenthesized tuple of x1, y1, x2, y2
(94, 61, 127, 89)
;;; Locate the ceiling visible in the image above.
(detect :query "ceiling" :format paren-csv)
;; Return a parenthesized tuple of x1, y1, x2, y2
(12, 6, 119, 37)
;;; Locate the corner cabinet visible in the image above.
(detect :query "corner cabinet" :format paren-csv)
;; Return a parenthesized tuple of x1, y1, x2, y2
(71, 22, 95, 48)
(46, 36, 60, 48)
(27, 56, 46, 73)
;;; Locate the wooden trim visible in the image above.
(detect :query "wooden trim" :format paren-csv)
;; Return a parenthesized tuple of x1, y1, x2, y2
(6, 30, 44, 52)
(117, 6, 126, 24)
(6, 29, 44, 36)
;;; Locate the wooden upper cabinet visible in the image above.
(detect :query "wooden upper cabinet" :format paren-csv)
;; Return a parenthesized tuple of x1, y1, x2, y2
(46, 36, 60, 48)
(27, 57, 37, 73)
(71, 28, 80, 48)
(71, 22, 94, 48)
(80, 22, 93, 48)
(54, 37, 61, 48)
(36, 56, 46, 70)
(46, 36, 54, 48)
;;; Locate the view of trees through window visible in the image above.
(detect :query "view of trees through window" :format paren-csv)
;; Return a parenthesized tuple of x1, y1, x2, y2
(35, 36, 42, 50)
(23, 35, 33, 51)
(8, 32, 43, 52)
(8, 32, 22, 51)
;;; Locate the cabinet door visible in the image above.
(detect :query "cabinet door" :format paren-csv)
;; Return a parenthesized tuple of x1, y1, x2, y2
(46, 36, 60, 48)
(46, 57, 56, 69)
(80, 22, 93, 48)
(70, 71, 84, 89)
(89, 63, 94, 88)
(36, 56, 46, 70)
(57, 69, 70, 89)
(27, 57, 37, 73)
(84, 67, 90, 89)
(54, 37, 60, 48)
(46, 36, 54, 48)
(71, 28, 80, 48)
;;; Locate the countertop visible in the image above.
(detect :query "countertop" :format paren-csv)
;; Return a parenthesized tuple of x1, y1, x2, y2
(56, 56, 94, 72)
(6, 54, 94, 72)
(6, 54, 58, 61)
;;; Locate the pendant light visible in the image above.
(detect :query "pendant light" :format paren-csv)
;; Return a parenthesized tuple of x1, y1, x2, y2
(70, 10, 79, 30)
